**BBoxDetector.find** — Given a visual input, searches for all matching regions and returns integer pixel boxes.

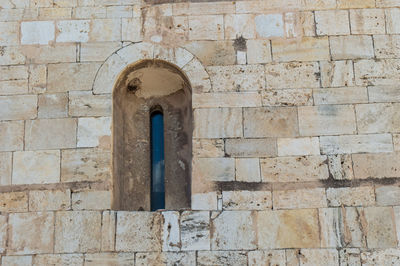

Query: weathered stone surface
[0,214,6,253]
[55,211,101,253]
[93,53,127,94]
[77,117,111,148]
[277,137,319,156]
[121,17,142,42]
[224,14,255,39]
[0,192,28,212]
[61,148,110,182]
[356,103,400,133]
[135,252,195,266]
[248,250,285,266]
[300,11,316,36]
[22,44,76,64]
[272,37,330,62]
[235,158,261,182]
[72,190,111,210]
[101,211,115,252]
[258,209,320,248]
[0,80,28,95]
[34,254,83,266]
[191,192,218,210]
[328,154,355,179]
[89,19,120,42]
[298,105,356,136]
[194,108,242,138]
[12,150,60,185]
[330,36,374,60]
[369,86,400,103]
[377,0,400,7]
[247,39,272,64]
[0,121,23,151]
[374,35,400,58]
[21,21,54,45]
[69,91,111,117]
[261,89,313,106]
[2,256,32,266]
[0,95,37,120]
[184,40,235,66]
[0,46,25,65]
[315,10,350,35]
[320,60,354,88]
[337,0,375,8]
[350,9,385,34]
[28,64,46,93]
[223,191,271,210]
[339,248,361,266]
[244,107,298,137]
[273,188,327,209]
[193,139,224,158]
[56,20,89,42]
[80,42,121,62]
[313,87,368,105]
[197,251,247,265]
[355,59,400,86]
[261,155,329,182]
[25,118,76,150]
[0,152,11,185]
[39,7,72,19]
[361,249,400,265]
[73,6,106,19]
[193,92,261,108]
[376,186,400,206]
[339,207,367,247]
[181,211,210,251]
[255,14,284,38]
[298,249,339,266]
[85,253,135,266]
[386,8,400,34]
[8,212,54,254]
[192,158,234,182]
[161,211,180,252]
[320,134,393,154]
[29,189,70,211]
[116,212,162,252]
[319,208,341,248]
[225,138,277,158]
[326,187,375,207]
[364,207,397,248]
[188,15,223,40]
[38,93,68,118]
[181,56,211,93]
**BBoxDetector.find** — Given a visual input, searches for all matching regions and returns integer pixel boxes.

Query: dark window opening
[151,110,165,211]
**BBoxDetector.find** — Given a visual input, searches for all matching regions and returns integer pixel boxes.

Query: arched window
[112,60,192,211]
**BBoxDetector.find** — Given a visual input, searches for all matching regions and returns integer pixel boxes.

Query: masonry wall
[1,0,400,265]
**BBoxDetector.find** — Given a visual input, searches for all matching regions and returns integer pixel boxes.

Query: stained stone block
[339,248,361,266]
[386,8,400,34]
[85,253,135,266]
[181,211,210,251]
[272,37,330,62]
[354,59,400,86]
[374,35,400,58]
[326,187,375,207]
[339,207,367,247]
[197,251,247,265]
[77,117,111,148]
[194,108,242,138]
[69,91,111,117]
[72,190,111,210]
[350,9,385,34]
[38,93,68,119]
[191,192,218,210]
[353,152,400,179]
[315,10,350,35]
[184,40,235,66]
[224,14,255,39]
[28,64,46,93]
[0,121,24,152]
[361,249,400,265]
[320,134,393,154]
[135,252,195,266]
[225,138,277,158]
[0,95,37,120]
[89,19,121,42]
[376,186,400,206]
[320,60,354,88]
[261,89,313,107]
[29,189,71,211]
[330,36,374,60]
[248,250,286,266]
[235,158,261,182]
[0,192,28,212]
[298,249,339,266]
[21,21,54,45]
[22,44,76,64]
[0,152,11,185]
[162,211,180,252]
[34,254,83,266]
[313,87,368,105]
[121,18,142,42]
[328,155,355,181]
[56,20,90,42]
[222,191,271,210]
[247,39,272,64]
[80,42,122,62]
[273,188,327,209]
[192,158,235,182]
[255,14,284,38]
[0,46,25,65]
[2,256,32,266]
[188,15,223,40]
[364,207,397,248]
[193,139,224,158]
[277,137,319,156]
[356,103,400,134]
[101,211,116,252]
[319,208,341,248]
[0,215,6,253]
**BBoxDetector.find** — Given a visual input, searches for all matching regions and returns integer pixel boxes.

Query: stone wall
[1,0,400,265]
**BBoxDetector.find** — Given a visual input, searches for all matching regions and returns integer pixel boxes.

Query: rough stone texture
[235,158,261,182]
[0,192,28,212]
[376,186,400,206]
[350,9,385,34]
[277,137,319,156]
[0,121,24,152]
[0,152,11,185]
[34,254,83,266]
[361,249,400,265]
[272,37,329,62]
[320,134,393,154]
[298,249,339,266]
[261,89,313,106]
[330,36,374,60]
[328,154,354,180]
[38,93,68,119]
[193,158,234,182]
[181,211,210,251]
[364,207,397,248]
[0,95,37,120]
[313,87,368,105]
[193,139,224,158]
[225,138,277,158]
[320,60,354,88]
[247,39,272,64]
[315,10,350,35]
[197,251,247,266]
[77,117,111,148]
[69,91,111,117]
[356,103,400,134]
[29,189,71,211]
[194,108,242,138]
[326,187,375,207]
[319,208,341,248]
[101,211,116,252]
[248,250,286,266]
[355,59,400,86]
[222,191,272,210]
[72,190,112,210]
[135,252,195,266]
[273,188,327,209]
[353,152,400,179]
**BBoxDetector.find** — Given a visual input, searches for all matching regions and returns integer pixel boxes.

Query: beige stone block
[153,46,194,69]
[244,107,299,137]
[272,37,330,62]
[29,189,70,211]
[0,95,37,120]
[48,62,101,92]
[261,155,329,182]
[394,207,400,245]
[301,0,336,10]
[374,35,400,58]
[188,15,223,40]
[25,118,76,150]
[299,11,316,37]
[265,62,320,89]
[101,211,116,252]
[28,64,46,93]
[225,138,277,157]
[116,212,162,252]
[376,186,400,205]
[198,251,247,265]
[246,39,272,64]
[181,211,210,250]
[184,40,235,66]
[22,44,76,64]
[222,191,271,210]
[273,188,327,209]
[0,8,37,22]
[207,65,264,92]
[261,89,313,106]
[193,157,234,182]
[321,134,393,154]
[12,150,60,185]
[258,209,319,248]
[353,152,400,179]
[193,139,224,158]
[277,137,319,156]
[173,1,234,15]
[39,7,71,19]
[56,20,90,42]
[330,35,374,60]
[211,211,256,250]
[327,187,375,207]
[54,0,77,7]
[328,154,354,180]
[89,19,120,42]
[298,105,356,136]
[85,253,135,266]
[8,212,54,254]
[72,190,111,210]
[33,254,83,266]
[315,10,349,35]
[106,5,132,17]
[356,103,400,133]
[20,21,54,45]
[80,42,121,62]
[248,250,285,266]
[0,22,19,45]
[367,86,400,102]
[77,117,111,148]
[350,9,385,34]
[121,17,142,42]
[73,6,106,19]
[55,211,101,253]
[2,256,32,266]
[236,0,301,12]
[0,0,29,8]
[355,59,400,86]
[319,208,341,248]
[0,192,28,212]
[386,8,400,33]
[364,207,397,248]
[0,121,23,152]
[337,0,375,8]
[135,252,195,266]
[298,249,339,266]
[395,134,400,151]
[38,93,68,118]
[0,65,28,81]
[224,14,255,39]
[377,0,400,6]
[361,249,400,265]
[0,152,11,185]
[161,211,180,252]
[320,60,354,88]
[61,148,110,182]
[69,91,111,117]
[193,92,261,108]
[194,108,242,138]
[314,87,368,105]
[192,192,218,210]
[30,0,53,7]
[254,13,284,38]
[235,158,261,182]
[0,214,6,253]
[0,80,28,96]
[93,53,127,94]
[0,46,25,65]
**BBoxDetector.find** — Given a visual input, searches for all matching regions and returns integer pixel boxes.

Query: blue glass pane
[151,111,165,211]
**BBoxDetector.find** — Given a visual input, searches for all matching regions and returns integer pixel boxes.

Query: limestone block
[340,207,367,247]
[247,39,272,64]
[33,254,83,266]
[193,92,261,108]
[321,134,393,154]
[184,40,235,66]
[28,64,46,93]
[320,60,354,88]
[364,207,397,248]
[20,21,54,45]
[73,7,106,19]
[0,46,25,65]
[300,11,316,36]
[191,192,217,210]
[394,207,400,245]
[54,0,78,7]
[374,35,400,58]
[261,89,313,106]
[77,117,111,148]
[135,252,195,266]
[386,8,400,33]
[313,87,368,105]
[0,95,37,120]
[61,148,110,182]
[236,0,301,12]
[173,1,235,15]
[223,191,271,210]
[273,188,327,209]
[330,35,374,60]
[319,208,341,248]
[89,19,121,42]
[284,12,297,38]
[161,211,180,252]
[261,155,329,182]
[0,192,28,212]
[121,17,142,42]
[235,158,261,182]
[84,253,134,266]
[188,15,223,40]
[0,22,19,45]
[69,91,111,117]
[0,0,29,8]
[350,9,385,34]
[272,37,330,62]
[8,212,54,254]
[197,251,247,265]
[12,150,60,185]
[0,80,27,95]
[244,107,298,137]
[327,187,375,207]
[353,152,400,178]
[80,42,122,62]
[38,93,68,118]
[29,189,71,211]
[298,105,356,136]
[194,108,242,138]
[153,46,194,68]
[395,134,400,151]
[2,256,32,266]
[39,7,72,19]
[376,186,400,205]
[22,44,76,64]
[355,59,400,86]
[192,158,234,182]
[0,214,6,253]
[181,211,210,250]
[225,138,277,157]
[207,65,264,92]
[315,10,350,35]
[265,62,320,89]
[0,121,23,151]
[337,0,375,8]
[258,209,319,248]
[255,14,284,38]
[0,65,28,81]
[356,103,400,133]
[101,211,115,252]
[72,190,111,210]
[106,5,133,17]
[31,0,53,7]
[56,20,90,42]
[377,0,400,6]
[0,152,11,185]
[248,250,285,266]
[48,62,101,92]
[298,249,339,266]
[224,14,255,39]
[25,118,76,150]
[361,249,400,265]
[193,139,224,158]
[93,53,127,94]
[116,212,162,252]
[277,137,319,156]
[327,154,354,180]
[55,211,101,253]
[339,248,361,266]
